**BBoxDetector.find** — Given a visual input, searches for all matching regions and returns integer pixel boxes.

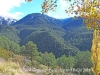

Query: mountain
[0,16,17,25]
[0,13,94,57]
[62,17,93,51]
[13,13,63,26]
[0,25,20,43]
[19,29,79,57]
[12,13,80,57]
[62,17,83,31]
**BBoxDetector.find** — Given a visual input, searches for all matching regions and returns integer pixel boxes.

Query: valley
[0,13,93,75]
[0,13,93,56]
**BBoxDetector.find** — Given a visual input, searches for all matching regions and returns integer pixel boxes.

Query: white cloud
[46,12,54,18]
[47,12,67,19]
[47,11,75,19]
[59,0,68,10]
[47,12,59,18]
[53,15,59,18]
[0,0,25,19]
[0,12,24,20]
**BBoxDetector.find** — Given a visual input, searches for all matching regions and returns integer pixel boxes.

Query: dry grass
[0,59,34,75]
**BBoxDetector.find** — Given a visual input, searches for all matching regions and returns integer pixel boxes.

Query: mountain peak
[0,16,17,25]
[13,13,63,26]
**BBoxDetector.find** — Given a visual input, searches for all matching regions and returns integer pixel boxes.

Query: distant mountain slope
[62,17,93,51]
[0,25,20,43]
[12,13,80,57]
[13,13,63,26]
[62,17,83,31]
[0,16,17,25]
[20,29,79,57]
[65,27,93,51]
[0,13,94,57]
[11,13,94,56]
[16,23,79,57]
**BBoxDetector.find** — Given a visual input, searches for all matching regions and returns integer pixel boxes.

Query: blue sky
[0,0,75,20]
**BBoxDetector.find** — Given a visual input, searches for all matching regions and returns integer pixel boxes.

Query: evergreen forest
[0,13,94,75]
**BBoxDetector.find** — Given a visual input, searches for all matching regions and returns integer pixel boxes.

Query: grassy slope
[0,58,33,75]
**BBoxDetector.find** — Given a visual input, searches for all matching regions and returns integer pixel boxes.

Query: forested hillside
[0,13,94,75]
[0,13,93,57]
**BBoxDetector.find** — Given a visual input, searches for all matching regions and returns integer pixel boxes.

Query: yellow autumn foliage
[91,29,100,75]
[64,0,100,75]
[64,0,100,30]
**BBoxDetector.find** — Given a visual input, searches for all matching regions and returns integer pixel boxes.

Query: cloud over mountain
[0,0,25,19]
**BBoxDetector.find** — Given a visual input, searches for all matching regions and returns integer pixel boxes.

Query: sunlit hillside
[0,60,33,75]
